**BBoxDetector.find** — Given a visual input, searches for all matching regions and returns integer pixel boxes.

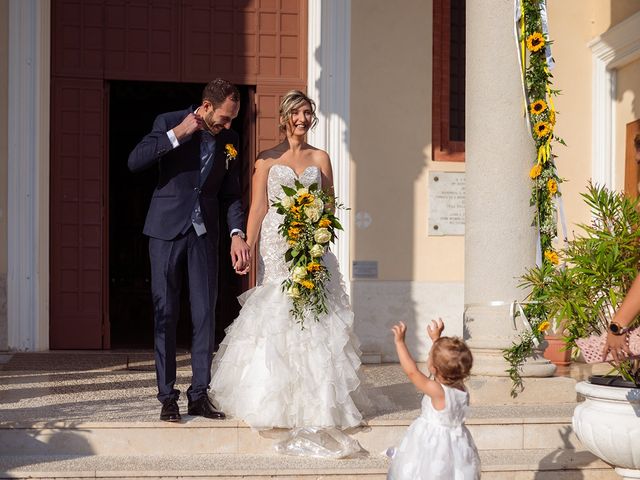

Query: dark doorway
[108,80,253,349]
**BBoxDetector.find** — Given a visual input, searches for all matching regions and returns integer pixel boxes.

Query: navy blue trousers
[148,227,218,404]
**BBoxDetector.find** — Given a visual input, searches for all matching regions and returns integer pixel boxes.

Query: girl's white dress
[209,164,364,431]
[387,384,481,480]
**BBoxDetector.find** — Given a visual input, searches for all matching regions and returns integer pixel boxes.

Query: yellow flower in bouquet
[547,178,558,196]
[271,179,347,328]
[306,262,323,273]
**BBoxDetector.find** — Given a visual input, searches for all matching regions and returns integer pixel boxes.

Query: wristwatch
[231,231,246,240]
[609,321,631,336]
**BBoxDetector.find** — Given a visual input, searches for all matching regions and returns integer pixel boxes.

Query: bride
[209,90,366,437]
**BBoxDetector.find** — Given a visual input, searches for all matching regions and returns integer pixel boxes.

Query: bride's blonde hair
[279,90,318,132]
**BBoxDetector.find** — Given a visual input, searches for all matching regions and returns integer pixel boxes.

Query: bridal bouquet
[272,181,344,328]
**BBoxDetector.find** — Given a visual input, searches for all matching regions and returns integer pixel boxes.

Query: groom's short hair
[203,78,240,108]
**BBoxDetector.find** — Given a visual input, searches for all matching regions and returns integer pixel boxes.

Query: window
[432,0,466,162]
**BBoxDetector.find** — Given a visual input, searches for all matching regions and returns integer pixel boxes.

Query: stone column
[7,0,50,351]
[464,0,555,377]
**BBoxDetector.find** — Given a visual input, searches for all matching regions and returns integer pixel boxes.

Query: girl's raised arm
[392,322,445,409]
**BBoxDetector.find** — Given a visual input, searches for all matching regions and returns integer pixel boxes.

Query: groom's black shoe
[160,398,181,422]
[188,396,226,419]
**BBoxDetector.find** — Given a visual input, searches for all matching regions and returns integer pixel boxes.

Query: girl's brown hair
[430,337,473,388]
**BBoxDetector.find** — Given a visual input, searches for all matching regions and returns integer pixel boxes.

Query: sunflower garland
[503,0,567,396]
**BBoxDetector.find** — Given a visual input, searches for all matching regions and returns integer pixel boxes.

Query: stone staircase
[0,352,617,479]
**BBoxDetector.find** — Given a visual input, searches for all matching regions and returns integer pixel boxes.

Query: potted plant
[505,183,640,477]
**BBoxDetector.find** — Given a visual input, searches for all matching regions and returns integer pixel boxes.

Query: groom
[128,78,250,422]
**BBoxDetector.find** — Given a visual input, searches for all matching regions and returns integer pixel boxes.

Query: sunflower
[526,32,545,52]
[544,249,559,265]
[306,262,323,273]
[287,226,301,239]
[297,193,315,206]
[224,143,238,158]
[537,320,551,333]
[534,121,551,138]
[529,100,547,115]
[301,279,315,290]
[547,179,558,196]
[318,218,332,228]
[529,164,542,179]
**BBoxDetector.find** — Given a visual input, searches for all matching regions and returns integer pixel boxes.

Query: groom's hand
[230,236,250,275]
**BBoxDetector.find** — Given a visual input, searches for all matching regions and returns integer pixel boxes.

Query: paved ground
[0,351,607,425]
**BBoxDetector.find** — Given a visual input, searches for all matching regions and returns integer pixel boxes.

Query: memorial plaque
[428,172,465,236]
[352,261,378,279]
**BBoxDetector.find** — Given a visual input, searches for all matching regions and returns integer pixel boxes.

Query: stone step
[0,449,615,479]
[0,404,580,457]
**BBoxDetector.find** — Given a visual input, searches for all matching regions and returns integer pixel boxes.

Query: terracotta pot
[543,334,571,366]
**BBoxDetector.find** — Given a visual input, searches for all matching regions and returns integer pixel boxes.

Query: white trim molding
[307,0,352,287]
[589,11,640,188]
[7,0,50,350]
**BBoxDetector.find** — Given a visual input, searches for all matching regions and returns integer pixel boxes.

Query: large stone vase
[573,381,640,479]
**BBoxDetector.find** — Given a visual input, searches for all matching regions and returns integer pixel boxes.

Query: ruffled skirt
[210,256,365,430]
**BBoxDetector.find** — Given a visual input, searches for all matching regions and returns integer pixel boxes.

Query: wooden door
[50,78,106,349]
[50,0,307,349]
[624,119,640,198]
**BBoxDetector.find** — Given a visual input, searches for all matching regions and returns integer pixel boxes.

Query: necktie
[191,134,216,235]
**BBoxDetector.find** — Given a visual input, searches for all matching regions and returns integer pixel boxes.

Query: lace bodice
[257,164,322,285]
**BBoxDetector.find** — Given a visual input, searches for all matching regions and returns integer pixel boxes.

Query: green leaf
[282,185,297,196]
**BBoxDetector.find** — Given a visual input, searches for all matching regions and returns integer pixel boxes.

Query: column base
[467,374,577,405]
[470,347,557,377]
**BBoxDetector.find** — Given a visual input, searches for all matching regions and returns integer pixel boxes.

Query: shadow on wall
[343,0,438,362]
[609,0,640,28]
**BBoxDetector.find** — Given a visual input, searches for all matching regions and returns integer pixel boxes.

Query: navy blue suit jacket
[128,107,245,243]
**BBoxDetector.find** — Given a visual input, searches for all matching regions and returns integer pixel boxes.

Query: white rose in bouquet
[310,244,325,258]
[292,265,308,283]
[314,228,331,244]
[287,285,301,298]
[281,196,294,209]
[313,198,324,210]
[296,187,309,196]
[304,205,322,222]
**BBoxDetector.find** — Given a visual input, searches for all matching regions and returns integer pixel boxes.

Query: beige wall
[548,1,640,237]
[547,1,607,233]
[350,0,463,283]
[0,0,8,351]
[350,0,464,361]
[610,0,640,27]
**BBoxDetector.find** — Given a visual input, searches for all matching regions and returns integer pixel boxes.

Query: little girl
[387,319,480,480]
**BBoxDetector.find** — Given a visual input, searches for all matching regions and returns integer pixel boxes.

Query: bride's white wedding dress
[210,164,365,433]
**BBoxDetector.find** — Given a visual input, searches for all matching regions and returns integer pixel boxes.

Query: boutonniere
[225,144,238,170]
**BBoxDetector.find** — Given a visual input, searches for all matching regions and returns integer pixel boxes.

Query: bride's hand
[234,261,251,275]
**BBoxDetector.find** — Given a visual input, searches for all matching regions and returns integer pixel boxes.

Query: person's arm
[316,150,336,213]
[218,139,250,272]
[128,111,203,173]
[391,321,445,408]
[235,158,270,274]
[602,273,640,361]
